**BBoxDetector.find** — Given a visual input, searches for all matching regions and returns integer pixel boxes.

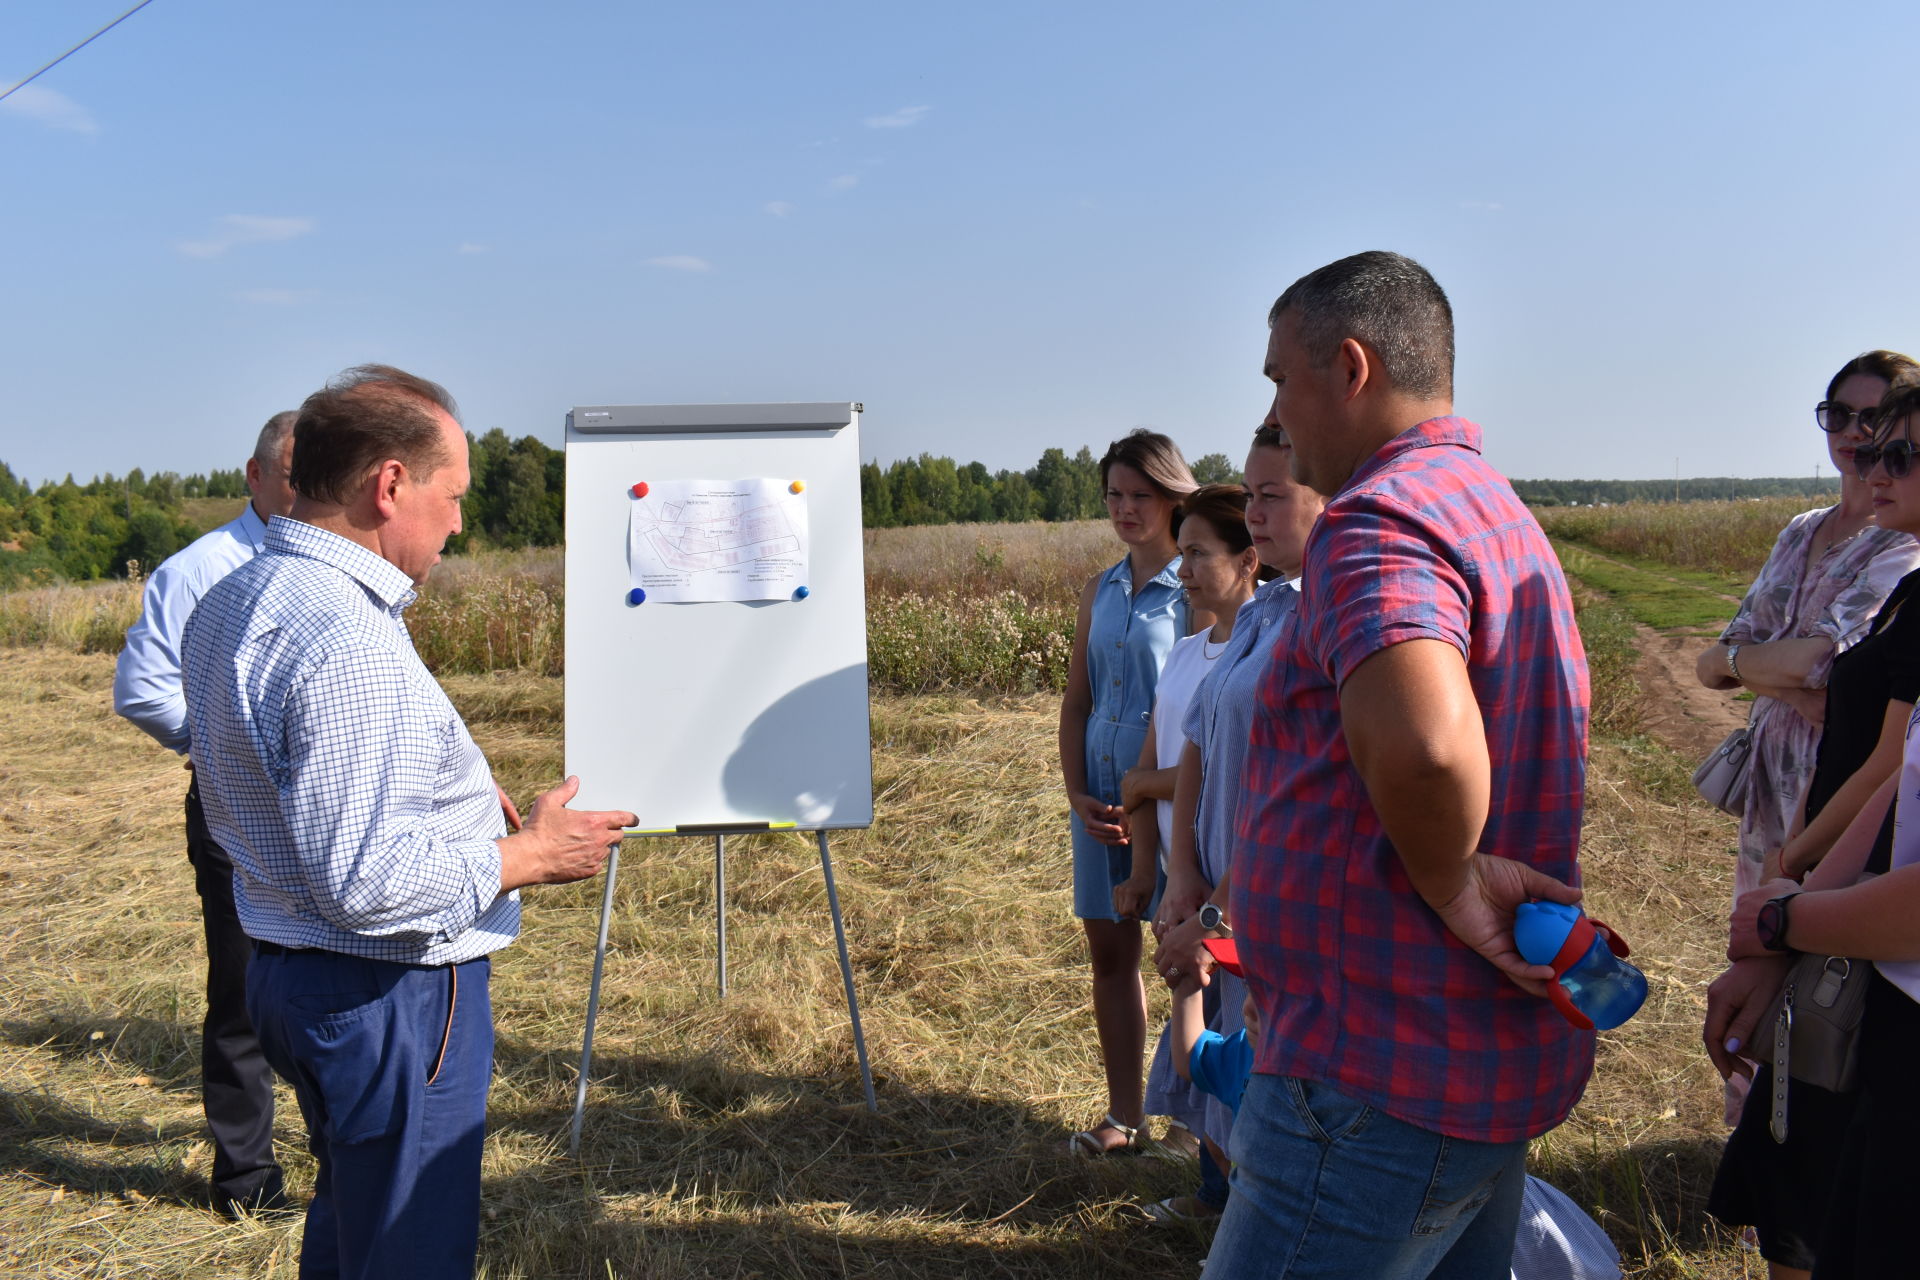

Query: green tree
[1028,448,1077,521]
[1069,446,1104,519]
[1192,452,1241,485]
[860,461,894,527]
[992,470,1036,522]
[499,446,561,547]
[116,508,181,576]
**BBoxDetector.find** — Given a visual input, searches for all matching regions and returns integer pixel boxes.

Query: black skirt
[1706,1062,1862,1270]
[1812,971,1920,1279]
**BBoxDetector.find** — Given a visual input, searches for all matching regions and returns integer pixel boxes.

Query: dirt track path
[1553,539,1748,758]
[1631,625,1748,761]
[1568,542,1745,607]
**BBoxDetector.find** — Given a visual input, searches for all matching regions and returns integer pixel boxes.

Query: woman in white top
[1113,485,1264,1160]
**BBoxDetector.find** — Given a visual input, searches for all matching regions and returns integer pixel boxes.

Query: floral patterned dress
[1721,507,1920,896]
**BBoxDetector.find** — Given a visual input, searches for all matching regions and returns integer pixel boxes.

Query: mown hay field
[0,515,1761,1278]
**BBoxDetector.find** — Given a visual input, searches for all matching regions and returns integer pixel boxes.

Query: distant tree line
[0,436,1851,587]
[0,430,565,584]
[1511,476,1842,506]
[860,448,1242,527]
[861,458,1841,526]
[0,461,212,585]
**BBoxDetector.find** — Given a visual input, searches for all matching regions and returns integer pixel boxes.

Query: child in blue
[1168,967,1255,1177]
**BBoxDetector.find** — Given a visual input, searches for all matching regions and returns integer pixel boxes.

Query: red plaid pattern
[1230,417,1593,1143]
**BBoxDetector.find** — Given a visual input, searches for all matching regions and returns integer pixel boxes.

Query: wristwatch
[1757,892,1800,953]
[1197,903,1231,936]
[1725,643,1743,683]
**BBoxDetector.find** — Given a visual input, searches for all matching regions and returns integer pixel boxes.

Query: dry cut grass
[0,645,1757,1279]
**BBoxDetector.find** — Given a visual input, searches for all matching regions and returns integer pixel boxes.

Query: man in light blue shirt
[113,411,298,1217]
[181,365,634,1278]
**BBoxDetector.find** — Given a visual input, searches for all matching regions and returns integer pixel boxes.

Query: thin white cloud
[0,84,98,134]
[457,242,488,254]
[177,214,316,259]
[864,105,929,129]
[828,174,860,191]
[764,201,793,218]
[646,254,711,272]
[234,288,315,305]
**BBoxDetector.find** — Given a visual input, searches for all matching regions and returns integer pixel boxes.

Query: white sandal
[1067,1112,1140,1157]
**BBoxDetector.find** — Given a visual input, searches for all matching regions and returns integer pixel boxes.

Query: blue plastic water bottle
[1513,901,1648,1031]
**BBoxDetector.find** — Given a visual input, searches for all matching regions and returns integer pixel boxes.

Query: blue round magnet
[627,587,646,605]
[793,585,810,600]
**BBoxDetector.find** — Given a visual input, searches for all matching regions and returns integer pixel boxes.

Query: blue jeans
[247,946,494,1280]
[1208,1074,1528,1280]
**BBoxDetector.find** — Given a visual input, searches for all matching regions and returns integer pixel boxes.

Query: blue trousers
[247,946,494,1280]
[1207,1074,1528,1280]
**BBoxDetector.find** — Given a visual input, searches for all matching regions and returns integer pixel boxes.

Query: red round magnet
[630,481,649,498]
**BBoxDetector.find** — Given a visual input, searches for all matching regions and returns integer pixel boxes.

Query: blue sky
[4,0,1916,486]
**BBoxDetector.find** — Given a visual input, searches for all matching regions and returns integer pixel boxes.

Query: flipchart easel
[559,403,877,1153]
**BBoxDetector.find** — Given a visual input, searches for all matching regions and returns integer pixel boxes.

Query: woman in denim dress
[1061,429,1199,1155]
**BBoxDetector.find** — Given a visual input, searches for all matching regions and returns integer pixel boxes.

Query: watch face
[1759,898,1788,951]
[1199,904,1221,930]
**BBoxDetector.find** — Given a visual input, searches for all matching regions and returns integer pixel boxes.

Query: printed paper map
[626,478,809,602]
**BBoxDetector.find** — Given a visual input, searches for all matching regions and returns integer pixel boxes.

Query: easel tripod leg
[715,833,728,997]
[569,844,622,1156]
[816,830,877,1111]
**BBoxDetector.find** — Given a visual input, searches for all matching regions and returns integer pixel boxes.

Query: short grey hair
[254,410,299,464]
[1268,251,1454,400]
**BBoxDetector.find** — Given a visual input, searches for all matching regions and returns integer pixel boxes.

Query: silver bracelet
[1726,643,1743,682]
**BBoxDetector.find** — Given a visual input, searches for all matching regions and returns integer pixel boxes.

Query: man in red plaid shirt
[1158,251,1592,1278]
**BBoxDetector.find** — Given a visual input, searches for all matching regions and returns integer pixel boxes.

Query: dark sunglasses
[1852,437,1920,480]
[1817,401,1878,434]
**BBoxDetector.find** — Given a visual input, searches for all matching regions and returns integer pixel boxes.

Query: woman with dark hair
[1696,351,1920,909]
[1708,373,1920,1280]
[1117,485,1263,1162]
[1137,427,1323,1218]
[1062,428,1200,1155]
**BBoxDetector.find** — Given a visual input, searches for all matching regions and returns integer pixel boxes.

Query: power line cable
[0,0,158,106]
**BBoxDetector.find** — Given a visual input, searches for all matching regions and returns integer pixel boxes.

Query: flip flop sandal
[1067,1112,1140,1157]
[1143,1194,1224,1224]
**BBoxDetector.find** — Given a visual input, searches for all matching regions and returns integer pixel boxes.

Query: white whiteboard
[563,403,873,830]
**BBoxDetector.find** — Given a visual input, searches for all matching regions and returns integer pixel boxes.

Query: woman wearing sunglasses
[1709,377,1920,1280]
[1695,352,1920,908]
[1701,359,1920,1280]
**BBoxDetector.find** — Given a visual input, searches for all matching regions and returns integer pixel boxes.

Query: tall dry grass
[0,573,145,654]
[1535,498,1817,580]
[863,521,1118,601]
[0,524,1131,696]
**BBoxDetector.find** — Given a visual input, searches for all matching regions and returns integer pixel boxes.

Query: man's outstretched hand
[1426,853,1581,997]
[497,776,635,891]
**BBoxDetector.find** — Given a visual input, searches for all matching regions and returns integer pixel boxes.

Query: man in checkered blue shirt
[182,365,635,1279]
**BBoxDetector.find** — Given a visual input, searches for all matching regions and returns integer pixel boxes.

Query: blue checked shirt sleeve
[114,559,200,752]
[280,643,505,945]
